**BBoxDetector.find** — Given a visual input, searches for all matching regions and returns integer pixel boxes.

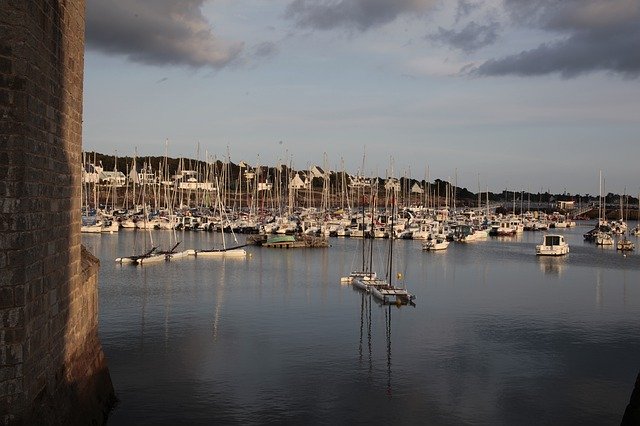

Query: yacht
[536,234,570,256]
[422,237,449,251]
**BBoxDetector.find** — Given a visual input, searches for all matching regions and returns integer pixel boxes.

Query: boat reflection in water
[358,291,395,398]
[538,256,567,276]
[90,226,640,425]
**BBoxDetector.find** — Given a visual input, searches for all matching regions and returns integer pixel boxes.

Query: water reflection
[212,260,226,341]
[596,269,603,308]
[385,304,392,398]
[93,227,640,424]
[537,257,567,276]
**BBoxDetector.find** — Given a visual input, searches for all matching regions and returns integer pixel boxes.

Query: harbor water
[83,225,640,425]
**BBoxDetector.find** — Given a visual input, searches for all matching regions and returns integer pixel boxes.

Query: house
[82,163,102,184]
[178,179,215,191]
[172,170,198,181]
[258,181,273,192]
[129,165,156,185]
[557,200,575,210]
[99,170,126,187]
[384,177,400,192]
[348,175,371,188]
[289,172,309,190]
[309,165,329,179]
[411,182,424,194]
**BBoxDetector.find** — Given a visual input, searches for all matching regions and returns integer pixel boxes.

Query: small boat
[137,252,170,265]
[187,245,247,257]
[352,277,387,293]
[370,284,415,305]
[536,234,569,256]
[115,247,158,264]
[422,237,449,251]
[340,271,377,285]
[456,225,487,243]
[157,242,189,261]
[595,231,614,246]
[354,194,415,306]
[617,237,635,251]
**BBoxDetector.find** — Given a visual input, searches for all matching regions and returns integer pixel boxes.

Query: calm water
[83,224,640,425]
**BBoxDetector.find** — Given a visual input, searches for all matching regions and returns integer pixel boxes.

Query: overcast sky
[82,0,640,194]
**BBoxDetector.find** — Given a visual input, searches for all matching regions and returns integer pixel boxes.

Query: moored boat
[617,237,635,251]
[536,234,569,256]
[422,237,449,251]
[187,246,247,257]
[595,231,614,246]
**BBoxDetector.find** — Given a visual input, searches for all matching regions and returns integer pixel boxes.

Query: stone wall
[0,0,114,423]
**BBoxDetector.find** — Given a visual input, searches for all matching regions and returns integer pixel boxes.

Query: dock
[256,234,330,248]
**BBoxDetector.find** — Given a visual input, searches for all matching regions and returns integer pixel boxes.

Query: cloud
[430,21,500,53]
[455,0,482,23]
[474,24,640,78]
[85,0,243,69]
[503,0,639,32]
[284,0,438,31]
[473,0,640,78]
[252,41,279,59]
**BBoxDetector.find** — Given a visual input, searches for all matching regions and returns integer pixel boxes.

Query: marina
[85,224,640,424]
[4,1,640,423]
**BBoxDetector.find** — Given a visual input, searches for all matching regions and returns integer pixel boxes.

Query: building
[557,200,575,210]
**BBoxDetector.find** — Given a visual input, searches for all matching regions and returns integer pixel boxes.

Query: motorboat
[536,234,569,256]
[422,237,449,251]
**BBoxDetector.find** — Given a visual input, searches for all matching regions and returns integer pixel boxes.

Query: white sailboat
[355,195,415,305]
[342,191,377,284]
[188,175,247,258]
[595,171,613,246]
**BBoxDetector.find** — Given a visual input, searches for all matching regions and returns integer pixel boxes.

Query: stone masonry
[0,0,114,424]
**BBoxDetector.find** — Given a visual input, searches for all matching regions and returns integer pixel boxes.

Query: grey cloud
[503,0,639,32]
[284,0,438,31]
[430,21,500,53]
[473,0,640,78]
[474,22,640,78]
[455,0,481,23]
[86,0,243,69]
[252,42,279,59]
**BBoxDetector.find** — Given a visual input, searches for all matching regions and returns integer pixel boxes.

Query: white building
[82,163,103,184]
[99,170,126,187]
[289,172,310,190]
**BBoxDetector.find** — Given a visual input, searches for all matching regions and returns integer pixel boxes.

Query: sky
[82,0,640,195]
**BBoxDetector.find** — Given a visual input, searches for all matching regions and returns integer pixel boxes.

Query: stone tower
[0,0,114,424]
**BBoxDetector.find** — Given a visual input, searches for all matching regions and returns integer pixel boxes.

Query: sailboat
[341,193,377,284]
[595,171,614,246]
[353,194,415,305]
[188,175,247,258]
[617,194,635,251]
[116,164,172,264]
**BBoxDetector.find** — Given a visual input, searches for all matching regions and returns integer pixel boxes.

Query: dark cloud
[475,23,640,78]
[430,21,500,53]
[473,0,640,78]
[284,0,438,31]
[503,0,639,32]
[85,0,243,69]
[455,0,481,23]
[252,42,279,59]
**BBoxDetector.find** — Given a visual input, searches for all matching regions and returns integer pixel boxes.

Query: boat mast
[388,193,395,286]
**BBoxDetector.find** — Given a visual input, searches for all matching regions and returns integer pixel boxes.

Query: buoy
[396,272,403,280]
